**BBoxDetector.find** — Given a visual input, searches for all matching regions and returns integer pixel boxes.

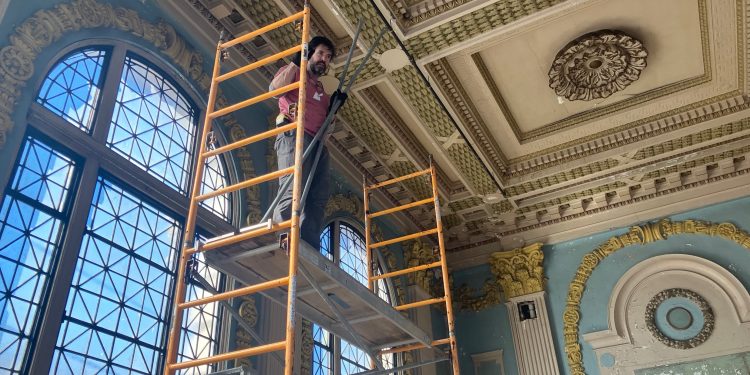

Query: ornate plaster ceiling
[177,0,750,266]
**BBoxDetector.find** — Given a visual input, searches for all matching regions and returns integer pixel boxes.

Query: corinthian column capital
[490,243,545,299]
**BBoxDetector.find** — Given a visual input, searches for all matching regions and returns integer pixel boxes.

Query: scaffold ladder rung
[185,219,291,255]
[195,166,293,202]
[217,45,302,82]
[219,11,304,49]
[209,81,300,119]
[365,168,431,191]
[369,261,441,281]
[394,297,445,311]
[367,197,433,219]
[379,338,451,355]
[204,122,296,158]
[368,228,438,249]
[179,276,289,310]
[168,341,286,371]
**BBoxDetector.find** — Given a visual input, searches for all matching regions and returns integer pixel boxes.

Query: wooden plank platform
[203,237,433,351]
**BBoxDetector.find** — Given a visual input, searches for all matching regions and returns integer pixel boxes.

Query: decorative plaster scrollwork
[644,288,715,349]
[403,240,440,296]
[490,243,545,299]
[563,219,750,375]
[324,192,363,218]
[453,277,502,312]
[234,296,259,368]
[549,30,647,101]
[300,320,313,374]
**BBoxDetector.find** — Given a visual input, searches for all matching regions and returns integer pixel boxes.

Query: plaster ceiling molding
[506,95,748,179]
[358,85,454,194]
[548,30,648,102]
[583,254,750,374]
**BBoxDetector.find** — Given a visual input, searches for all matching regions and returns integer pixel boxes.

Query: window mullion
[333,221,341,266]
[334,335,342,375]
[90,45,126,143]
[26,158,100,375]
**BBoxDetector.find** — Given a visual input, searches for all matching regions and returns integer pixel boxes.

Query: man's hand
[328,90,348,114]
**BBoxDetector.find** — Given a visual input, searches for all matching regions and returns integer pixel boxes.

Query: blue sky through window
[312,223,394,374]
[0,137,77,375]
[51,177,180,374]
[37,49,106,132]
[107,55,196,194]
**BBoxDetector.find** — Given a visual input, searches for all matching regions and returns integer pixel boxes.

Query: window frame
[313,218,400,375]
[0,39,239,375]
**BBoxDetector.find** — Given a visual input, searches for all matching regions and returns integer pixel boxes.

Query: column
[490,243,560,375]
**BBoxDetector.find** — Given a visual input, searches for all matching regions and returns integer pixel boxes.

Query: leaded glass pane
[340,339,369,375]
[0,137,77,375]
[51,177,181,374]
[338,224,368,285]
[312,324,332,375]
[177,242,222,375]
[107,55,196,193]
[200,149,230,221]
[37,49,106,131]
[319,225,333,261]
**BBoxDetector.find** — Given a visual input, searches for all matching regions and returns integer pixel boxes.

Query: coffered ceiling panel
[176,0,750,265]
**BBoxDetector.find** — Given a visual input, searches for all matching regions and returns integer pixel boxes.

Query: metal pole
[283,4,310,373]
[430,158,461,374]
[343,26,388,93]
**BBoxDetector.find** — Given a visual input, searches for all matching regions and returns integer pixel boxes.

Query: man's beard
[311,62,326,76]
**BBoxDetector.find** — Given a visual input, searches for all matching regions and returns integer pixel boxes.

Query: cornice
[508,93,749,175]
[500,162,750,237]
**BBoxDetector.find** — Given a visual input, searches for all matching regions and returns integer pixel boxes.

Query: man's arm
[269,62,299,91]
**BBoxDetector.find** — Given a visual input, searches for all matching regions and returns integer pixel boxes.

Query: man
[270,36,335,251]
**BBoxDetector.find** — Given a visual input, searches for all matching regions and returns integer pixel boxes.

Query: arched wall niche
[583,254,750,374]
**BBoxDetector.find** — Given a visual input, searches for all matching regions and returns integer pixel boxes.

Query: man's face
[309,44,333,77]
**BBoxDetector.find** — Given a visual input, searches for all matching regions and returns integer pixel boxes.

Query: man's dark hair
[292,36,335,65]
[308,36,335,59]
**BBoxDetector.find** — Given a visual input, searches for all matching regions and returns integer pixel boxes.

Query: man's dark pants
[272,131,329,250]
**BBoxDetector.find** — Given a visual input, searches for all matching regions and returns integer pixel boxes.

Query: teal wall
[453,194,750,375]
[450,265,517,375]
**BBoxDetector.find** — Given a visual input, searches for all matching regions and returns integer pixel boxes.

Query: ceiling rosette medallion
[548,30,648,101]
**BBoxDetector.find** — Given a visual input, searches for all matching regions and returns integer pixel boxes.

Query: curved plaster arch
[562,219,750,375]
[584,254,750,361]
[608,254,749,343]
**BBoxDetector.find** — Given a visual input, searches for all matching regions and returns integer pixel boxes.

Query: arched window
[0,44,233,375]
[312,221,396,374]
